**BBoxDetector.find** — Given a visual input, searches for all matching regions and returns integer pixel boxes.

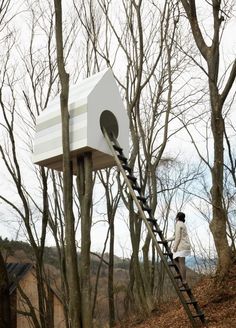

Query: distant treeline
[0,236,130,272]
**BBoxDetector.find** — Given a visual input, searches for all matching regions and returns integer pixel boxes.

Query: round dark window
[100,110,119,139]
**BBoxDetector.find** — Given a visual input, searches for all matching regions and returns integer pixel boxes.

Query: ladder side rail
[103,130,197,328]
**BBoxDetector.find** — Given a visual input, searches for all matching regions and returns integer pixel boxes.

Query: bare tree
[96,168,122,327]
[180,0,236,278]
[53,1,82,327]
[0,34,54,328]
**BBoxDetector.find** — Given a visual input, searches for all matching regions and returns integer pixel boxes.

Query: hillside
[3,237,231,327]
[116,261,236,328]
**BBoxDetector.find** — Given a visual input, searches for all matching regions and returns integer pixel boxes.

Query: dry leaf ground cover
[116,261,236,328]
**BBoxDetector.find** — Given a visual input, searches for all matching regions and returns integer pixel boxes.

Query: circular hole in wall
[100,110,119,139]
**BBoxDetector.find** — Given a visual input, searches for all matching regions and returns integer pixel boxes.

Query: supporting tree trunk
[54,1,81,326]
[77,153,93,328]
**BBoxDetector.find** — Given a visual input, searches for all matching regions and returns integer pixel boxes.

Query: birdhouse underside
[36,147,116,173]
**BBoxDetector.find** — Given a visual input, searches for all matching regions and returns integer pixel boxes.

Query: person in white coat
[168,212,191,285]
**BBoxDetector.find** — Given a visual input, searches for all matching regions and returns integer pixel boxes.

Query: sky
[0,0,235,260]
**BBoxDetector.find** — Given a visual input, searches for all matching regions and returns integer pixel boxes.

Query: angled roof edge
[6,263,33,295]
[6,262,64,302]
[38,68,110,119]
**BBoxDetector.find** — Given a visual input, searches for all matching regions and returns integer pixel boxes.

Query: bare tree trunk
[108,209,115,327]
[50,171,70,328]
[180,0,236,278]
[54,1,81,326]
[142,235,151,294]
[209,95,231,276]
[207,29,232,278]
[92,229,109,318]
[129,209,151,315]
[77,153,93,328]
[97,169,120,326]
[0,252,11,328]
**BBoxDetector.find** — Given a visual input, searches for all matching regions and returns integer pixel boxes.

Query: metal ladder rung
[132,185,141,193]
[186,300,197,305]
[127,174,137,183]
[147,217,157,223]
[137,195,147,203]
[122,164,132,173]
[152,228,162,234]
[142,205,152,213]
[158,240,168,244]
[148,215,159,225]
[113,144,123,153]
[174,275,182,279]
[168,262,178,268]
[117,154,127,163]
[192,313,204,318]
[180,286,191,292]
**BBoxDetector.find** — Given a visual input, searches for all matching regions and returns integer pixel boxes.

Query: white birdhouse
[33,68,129,172]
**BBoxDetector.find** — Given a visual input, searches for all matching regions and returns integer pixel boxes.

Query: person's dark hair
[176,212,185,222]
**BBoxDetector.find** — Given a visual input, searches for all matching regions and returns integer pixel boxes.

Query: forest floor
[116,261,236,328]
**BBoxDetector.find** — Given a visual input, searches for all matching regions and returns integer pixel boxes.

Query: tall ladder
[103,129,205,328]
